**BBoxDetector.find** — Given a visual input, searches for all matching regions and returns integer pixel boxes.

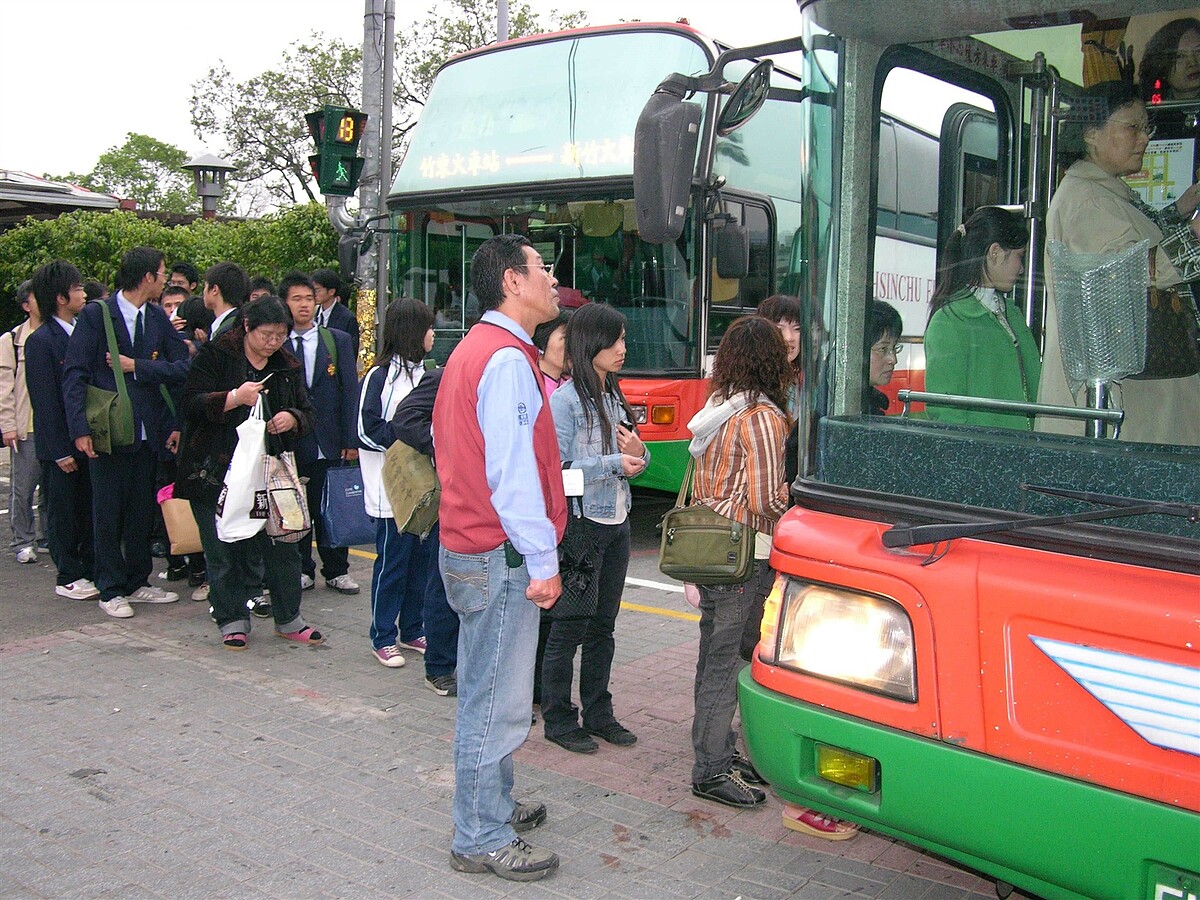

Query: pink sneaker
[373,645,406,668]
[399,636,427,654]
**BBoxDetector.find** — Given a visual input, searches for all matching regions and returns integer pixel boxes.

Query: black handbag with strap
[1130,253,1200,380]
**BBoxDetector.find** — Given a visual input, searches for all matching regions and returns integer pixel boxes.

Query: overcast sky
[1,0,802,180]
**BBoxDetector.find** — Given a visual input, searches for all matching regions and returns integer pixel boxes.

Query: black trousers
[540,518,631,738]
[299,458,349,579]
[41,458,94,586]
[90,444,155,601]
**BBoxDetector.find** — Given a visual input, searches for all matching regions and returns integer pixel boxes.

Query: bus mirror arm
[881,488,1198,550]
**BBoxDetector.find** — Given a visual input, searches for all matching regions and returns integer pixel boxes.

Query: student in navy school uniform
[24,261,98,603]
[62,247,191,619]
[280,272,361,595]
[310,268,360,358]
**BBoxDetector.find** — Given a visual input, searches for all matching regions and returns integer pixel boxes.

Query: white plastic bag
[216,395,269,541]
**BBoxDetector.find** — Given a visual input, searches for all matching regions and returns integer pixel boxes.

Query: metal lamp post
[182,153,237,219]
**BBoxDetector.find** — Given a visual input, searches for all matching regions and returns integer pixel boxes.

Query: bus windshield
[795,4,1200,552]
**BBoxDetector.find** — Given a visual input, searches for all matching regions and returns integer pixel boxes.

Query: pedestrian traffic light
[305,105,368,197]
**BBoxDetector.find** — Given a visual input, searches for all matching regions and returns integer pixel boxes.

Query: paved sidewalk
[1,454,1007,898]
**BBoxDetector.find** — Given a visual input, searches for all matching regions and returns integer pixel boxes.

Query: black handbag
[1130,254,1200,380]
[551,496,600,619]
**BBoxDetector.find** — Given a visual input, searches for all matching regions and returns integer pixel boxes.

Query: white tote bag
[216,395,269,541]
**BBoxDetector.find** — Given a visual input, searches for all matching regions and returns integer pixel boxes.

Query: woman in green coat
[925,207,1041,430]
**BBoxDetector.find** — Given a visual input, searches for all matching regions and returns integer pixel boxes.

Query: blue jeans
[441,543,538,855]
[369,517,429,649]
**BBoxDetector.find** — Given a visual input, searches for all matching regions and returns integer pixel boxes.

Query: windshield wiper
[881,483,1199,549]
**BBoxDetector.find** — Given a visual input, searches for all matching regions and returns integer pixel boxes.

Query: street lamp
[182,153,237,219]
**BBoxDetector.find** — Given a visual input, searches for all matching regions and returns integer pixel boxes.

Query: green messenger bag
[84,302,134,454]
[658,458,755,586]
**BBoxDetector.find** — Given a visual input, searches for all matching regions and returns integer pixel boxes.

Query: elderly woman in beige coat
[1039,81,1200,446]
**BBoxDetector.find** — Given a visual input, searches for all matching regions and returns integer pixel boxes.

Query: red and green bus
[385,22,811,492]
[635,1,1200,897]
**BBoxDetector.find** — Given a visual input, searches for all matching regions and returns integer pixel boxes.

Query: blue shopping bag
[320,464,376,547]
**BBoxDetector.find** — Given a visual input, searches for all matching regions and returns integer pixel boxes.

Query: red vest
[433,320,567,555]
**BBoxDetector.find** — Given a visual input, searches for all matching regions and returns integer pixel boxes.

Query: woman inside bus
[685,316,790,809]
[865,300,903,416]
[1139,18,1200,102]
[1039,80,1200,445]
[924,207,1042,430]
[541,303,648,754]
[175,295,320,650]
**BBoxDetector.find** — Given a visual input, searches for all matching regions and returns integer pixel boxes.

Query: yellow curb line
[347,547,700,622]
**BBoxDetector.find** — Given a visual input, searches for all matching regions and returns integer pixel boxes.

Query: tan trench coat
[1038,159,1200,446]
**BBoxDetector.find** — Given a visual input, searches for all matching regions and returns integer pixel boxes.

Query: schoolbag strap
[93,300,131,405]
[318,326,337,369]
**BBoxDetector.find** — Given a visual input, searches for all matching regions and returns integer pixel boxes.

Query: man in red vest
[433,234,567,883]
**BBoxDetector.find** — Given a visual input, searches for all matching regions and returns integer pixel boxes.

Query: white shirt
[55,316,76,337]
[210,307,235,338]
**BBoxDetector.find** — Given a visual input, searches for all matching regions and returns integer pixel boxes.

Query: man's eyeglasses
[515,262,554,276]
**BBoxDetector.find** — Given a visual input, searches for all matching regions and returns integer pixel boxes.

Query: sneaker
[585,721,637,746]
[164,564,188,582]
[732,752,768,785]
[56,580,100,600]
[247,595,272,618]
[425,673,457,696]
[128,585,179,604]
[449,838,559,882]
[191,582,210,602]
[399,636,427,654]
[508,800,546,834]
[325,574,360,595]
[16,546,37,564]
[372,645,406,668]
[188,570,207,587]
[36,539,49,553]
[300,573,315,591]
[545,728,598,754]
[150,541,169,559]
[781,804,860,841]
[98,597,134,619]
[691,770,766,809]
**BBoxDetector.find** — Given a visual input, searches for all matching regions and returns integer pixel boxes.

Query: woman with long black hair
[924,206,1042,430]
[541,303,648,754]
[358,297,437,668]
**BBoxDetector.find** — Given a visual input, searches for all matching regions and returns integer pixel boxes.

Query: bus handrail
[897,389,1124,425]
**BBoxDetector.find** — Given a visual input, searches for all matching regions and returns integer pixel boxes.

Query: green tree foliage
[48,133,199,215]
[0,205,338,331]
[188,0,585,209]
[190,36,362,211]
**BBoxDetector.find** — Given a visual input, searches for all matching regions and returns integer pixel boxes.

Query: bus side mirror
[717,59,773,136]
[634,90,701,244]
[714,221,749,279]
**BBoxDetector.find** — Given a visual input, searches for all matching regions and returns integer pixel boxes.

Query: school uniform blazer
[293,326,358,466]
[24,318,77,463]
[62,298,190,452]
[324,302,360,357]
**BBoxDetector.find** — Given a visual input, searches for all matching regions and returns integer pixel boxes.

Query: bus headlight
[629,404,648,424]
[771,581,916,702]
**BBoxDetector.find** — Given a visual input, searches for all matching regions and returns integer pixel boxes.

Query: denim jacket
[550,383,650,520]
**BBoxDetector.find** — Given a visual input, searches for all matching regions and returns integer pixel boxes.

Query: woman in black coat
[175,296,320,650]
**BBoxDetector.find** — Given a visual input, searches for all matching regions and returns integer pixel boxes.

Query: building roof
[0,168,120,228]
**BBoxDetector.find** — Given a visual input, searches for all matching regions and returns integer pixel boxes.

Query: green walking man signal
[305,105,368,197]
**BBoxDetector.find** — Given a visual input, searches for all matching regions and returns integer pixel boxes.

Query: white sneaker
[99,597,134,618]
[128,585,179,604]
[16,546,37,564]
[191,582,210,602]
[56,580,100,600]
[325,574,360,594]
[300,574,315,590]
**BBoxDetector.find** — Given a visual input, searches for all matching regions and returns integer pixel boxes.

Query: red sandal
[781,804,860,841]
[277,626,324,645]
[222,632,248,651]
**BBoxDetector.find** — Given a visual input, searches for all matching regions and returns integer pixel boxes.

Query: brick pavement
[1,452,1009,898]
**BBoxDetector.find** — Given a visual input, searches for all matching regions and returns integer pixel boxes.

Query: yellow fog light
[650,404,675,425]
[815,743,878,793]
